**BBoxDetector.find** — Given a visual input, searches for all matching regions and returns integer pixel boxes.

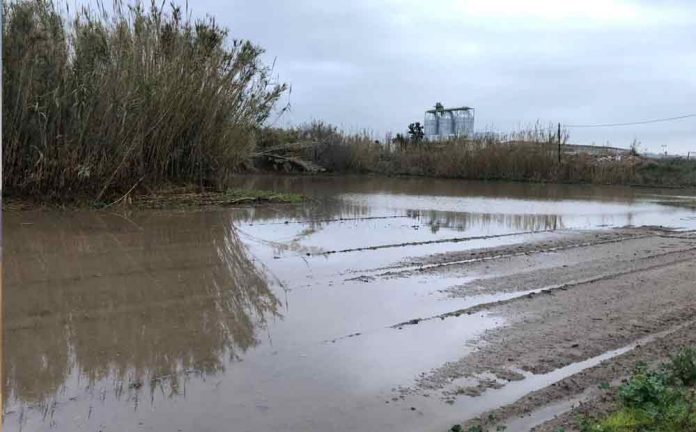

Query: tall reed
[2,0,286,199]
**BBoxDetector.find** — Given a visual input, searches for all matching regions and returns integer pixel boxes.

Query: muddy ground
[376,228,696,431]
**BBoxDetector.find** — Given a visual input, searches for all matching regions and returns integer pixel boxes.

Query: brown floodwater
[3,176,696,432]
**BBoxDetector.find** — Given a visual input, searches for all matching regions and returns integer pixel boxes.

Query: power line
[565,113,696,128]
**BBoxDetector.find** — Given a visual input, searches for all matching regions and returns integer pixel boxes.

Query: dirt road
[367,228,696,430]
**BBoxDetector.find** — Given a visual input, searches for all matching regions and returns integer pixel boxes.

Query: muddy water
[4,177,696,432]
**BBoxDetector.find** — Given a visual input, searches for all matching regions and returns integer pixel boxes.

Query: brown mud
[395,231,696,430]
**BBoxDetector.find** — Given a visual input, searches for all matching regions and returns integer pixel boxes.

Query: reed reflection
[3,210,280,407]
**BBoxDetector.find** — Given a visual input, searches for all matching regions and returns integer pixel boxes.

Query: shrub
[668,347,696,387]
[583,347,696,432]
[618,365,673,409]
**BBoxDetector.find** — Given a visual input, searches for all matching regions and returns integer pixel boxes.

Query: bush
[618,365,673,409]
[583,347,696,432]
[668,347,696,387]
[2,0,286,200]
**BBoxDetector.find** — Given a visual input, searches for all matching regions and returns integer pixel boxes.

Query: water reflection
[407,210,563,233]
[228,176,680,240]
[3,211,280,407]
[230,196,372,224]
[228,174,678,203]
[3,197,566,413]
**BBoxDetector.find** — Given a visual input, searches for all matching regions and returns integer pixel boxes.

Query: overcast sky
[188,1,694,153]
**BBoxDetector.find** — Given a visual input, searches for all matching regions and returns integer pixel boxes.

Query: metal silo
[453,108,475,137]
[424,111,438,138]
[442,112,455,137]
[424,105,475,140]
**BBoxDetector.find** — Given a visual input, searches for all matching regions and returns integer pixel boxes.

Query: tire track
[358,232,655,279]
[319,229,558,256]
[390,246,696,328]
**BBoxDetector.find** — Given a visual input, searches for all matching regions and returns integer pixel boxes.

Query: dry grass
[2,0,286,201]
[129,188,304,209]
[257,121,380,172]
[259,122,658,185]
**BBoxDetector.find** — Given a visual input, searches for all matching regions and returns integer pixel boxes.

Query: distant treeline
[257,121,696,188]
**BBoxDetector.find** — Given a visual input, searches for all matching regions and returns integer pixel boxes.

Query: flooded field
[4,176,696,432]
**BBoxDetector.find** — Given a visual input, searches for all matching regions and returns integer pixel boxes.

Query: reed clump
[3,0,286,200]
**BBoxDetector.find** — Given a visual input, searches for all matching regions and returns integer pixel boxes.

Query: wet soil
[406,234,696,388]
[405,231,696,430]
[461,320,696,431]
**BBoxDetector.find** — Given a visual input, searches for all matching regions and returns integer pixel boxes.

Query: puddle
[499,397,584,431]
[430,319,696,431]
[4,176,696,431]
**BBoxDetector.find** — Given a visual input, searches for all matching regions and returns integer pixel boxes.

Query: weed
[668,347,696,387]
[618,365,672,409]
[579,347,696,432]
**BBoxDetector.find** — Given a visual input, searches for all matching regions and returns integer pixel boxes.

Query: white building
[424,106,474,140]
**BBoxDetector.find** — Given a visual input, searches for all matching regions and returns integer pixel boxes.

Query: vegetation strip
[130,189,304,209]
[258,122,696,187]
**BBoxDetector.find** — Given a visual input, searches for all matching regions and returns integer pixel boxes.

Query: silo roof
[425,106,473,114]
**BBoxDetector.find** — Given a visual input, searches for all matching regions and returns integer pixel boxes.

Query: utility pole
[557,122,562,164]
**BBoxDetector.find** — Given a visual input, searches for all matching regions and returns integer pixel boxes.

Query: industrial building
[424,105,475,140]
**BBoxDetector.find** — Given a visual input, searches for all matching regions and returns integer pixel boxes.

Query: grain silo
[424,105,475,140]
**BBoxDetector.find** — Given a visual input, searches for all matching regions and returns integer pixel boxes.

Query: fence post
[557,122,562,164]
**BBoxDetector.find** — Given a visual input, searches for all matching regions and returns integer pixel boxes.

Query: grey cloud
[186,1,695,152]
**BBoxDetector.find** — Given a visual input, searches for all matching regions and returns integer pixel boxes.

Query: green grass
[580,348,696,432]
